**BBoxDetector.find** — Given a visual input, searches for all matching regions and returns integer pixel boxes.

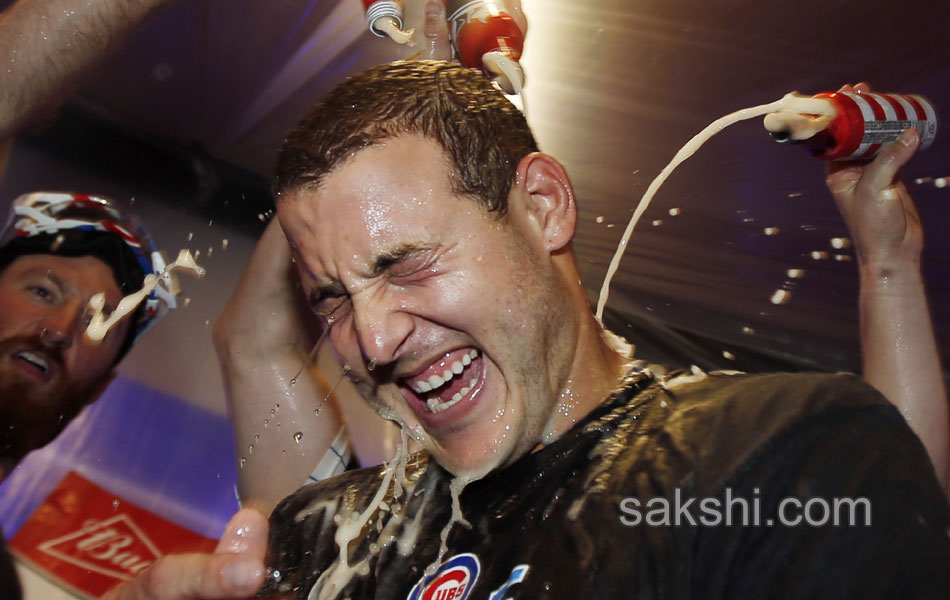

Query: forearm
[859,258,948,490]
[220,347,345,513]
[0,0,179,140]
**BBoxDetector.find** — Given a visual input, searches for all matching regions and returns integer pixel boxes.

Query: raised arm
[825,85,948,491]
[0,0,181,141]
[213,219,351,512]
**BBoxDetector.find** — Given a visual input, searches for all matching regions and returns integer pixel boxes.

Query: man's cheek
[329,327,359,367]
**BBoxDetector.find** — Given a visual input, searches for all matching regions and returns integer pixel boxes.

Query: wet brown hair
[274,60,538,216]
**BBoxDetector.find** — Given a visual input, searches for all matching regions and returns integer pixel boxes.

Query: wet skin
[278,135,583,476]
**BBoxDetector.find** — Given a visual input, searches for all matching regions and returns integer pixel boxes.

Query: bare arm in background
[827,84,949,492]
[0,0,181,141]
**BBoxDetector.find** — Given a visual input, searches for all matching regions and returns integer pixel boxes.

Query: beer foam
[84,249,205,342]
[376,16,414,44]
[308,428,411,599]
[595,93,837,321]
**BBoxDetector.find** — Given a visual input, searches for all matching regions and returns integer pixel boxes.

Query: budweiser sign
[10,471,217,598]
[37,513,160,580]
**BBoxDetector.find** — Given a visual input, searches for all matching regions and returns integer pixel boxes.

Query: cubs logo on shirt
[407,553,480,600]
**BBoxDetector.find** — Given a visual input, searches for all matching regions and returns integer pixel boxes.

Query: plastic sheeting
[0,2,948,550]
[0,376,239,540]
[42,0,946,375]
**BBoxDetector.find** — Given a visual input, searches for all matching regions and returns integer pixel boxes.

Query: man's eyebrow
[25,268,67,293]
[369,243,437,277]
[45,271,67,290]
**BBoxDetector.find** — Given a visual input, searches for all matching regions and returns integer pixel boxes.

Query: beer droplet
[770,289,791,305]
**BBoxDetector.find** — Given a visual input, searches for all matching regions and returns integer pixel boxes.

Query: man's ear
[515,152,577,253]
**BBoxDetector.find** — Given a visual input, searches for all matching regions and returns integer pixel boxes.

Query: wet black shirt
[260,371,950,599]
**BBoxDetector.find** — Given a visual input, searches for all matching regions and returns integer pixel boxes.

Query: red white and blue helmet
[0,191,177,347]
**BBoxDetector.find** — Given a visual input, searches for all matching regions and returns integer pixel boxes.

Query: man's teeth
[427,376,480,414]
[16,351,49,374]
[411,349,479,394]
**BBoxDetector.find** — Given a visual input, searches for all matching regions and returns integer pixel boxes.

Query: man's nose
[36,300,83,349]
[350,293,414,368]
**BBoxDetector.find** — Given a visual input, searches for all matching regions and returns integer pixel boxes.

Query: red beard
[0,336,103,468]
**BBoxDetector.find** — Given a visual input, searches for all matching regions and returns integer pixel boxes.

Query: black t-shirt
[259,370,950,599]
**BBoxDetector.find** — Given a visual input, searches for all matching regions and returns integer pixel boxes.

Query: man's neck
[540,309,633,443]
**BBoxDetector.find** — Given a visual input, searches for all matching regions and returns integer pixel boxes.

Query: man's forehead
[5,253,123,296]
[281,192,446,268]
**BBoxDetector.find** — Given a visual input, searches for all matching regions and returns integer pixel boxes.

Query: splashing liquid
[765,92,937,160]
[447,0,525,96]
[314,365,351,416]
[427,475,474,575]
[363,0,413,44]
[84,249,205,342]
[308,427,411,599]
[291,319,334,385]
[595,93,836,321]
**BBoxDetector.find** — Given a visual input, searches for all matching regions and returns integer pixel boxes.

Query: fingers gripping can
[807,92,937,160]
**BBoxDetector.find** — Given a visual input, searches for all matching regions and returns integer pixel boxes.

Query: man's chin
[425,432,519,480]
[0,368,97,466]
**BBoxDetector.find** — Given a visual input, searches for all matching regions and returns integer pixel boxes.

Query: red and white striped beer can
[812,91,937,160]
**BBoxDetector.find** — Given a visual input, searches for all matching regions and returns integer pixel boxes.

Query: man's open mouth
[13,350,52,380]
[403,348,484,414]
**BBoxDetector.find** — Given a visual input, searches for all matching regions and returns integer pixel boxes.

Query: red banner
[9,471,217,598]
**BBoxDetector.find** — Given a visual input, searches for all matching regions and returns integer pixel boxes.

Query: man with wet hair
[250,60,950,599]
